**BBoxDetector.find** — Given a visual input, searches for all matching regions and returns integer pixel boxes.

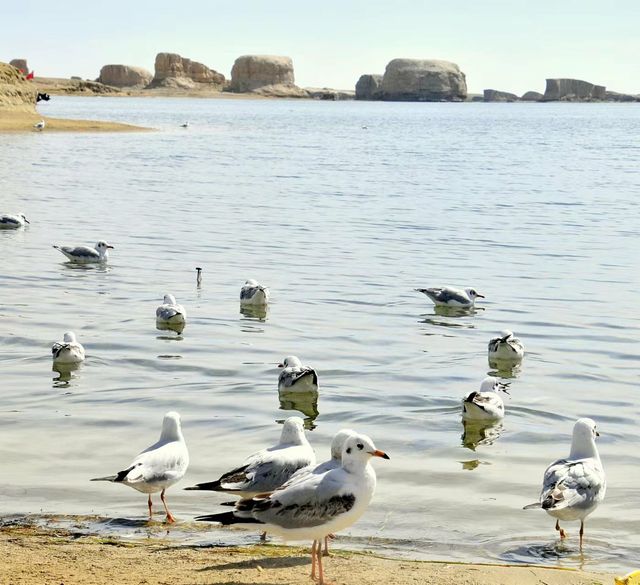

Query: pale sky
[2,0,639,95]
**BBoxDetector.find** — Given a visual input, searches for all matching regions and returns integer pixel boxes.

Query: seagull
[181,121,189,128]
[51,331,85,364]
[278,356,318,393]
[0,212,30,229]
[462,376,509,422]
[489,330,524,361]
[240,279,270,306]
[91,411,189,523]
[195,432,389,585]
[185,416,315,499]
[34,119,45,131]
[524,418,606,549]
[53,240,113,264]
[415,286,484,308]
[156,294,186,325]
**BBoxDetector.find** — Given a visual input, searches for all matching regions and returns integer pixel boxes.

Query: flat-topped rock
[229,55,298,93]
[521,91,543,102]
[355,74,382,100]
[0,62,37,112]
[379,59,467,101]
[98,65,152,87]
[151,53,225,87]
[543,78,606,101]
[484,89,519,102]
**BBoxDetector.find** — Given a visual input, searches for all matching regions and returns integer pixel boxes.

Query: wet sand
[0,524,611,585]
[0,110,149,132]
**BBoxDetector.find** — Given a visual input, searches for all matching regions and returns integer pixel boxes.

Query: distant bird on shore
[240,279,270,306]
[53,240,113,263]
[195,432,389,585]
[91,411,189,523]
[185,416,315,499]
[278,356,318,393]
[0,212,29,229]
[34,119,45,131]
[415,286,484,308]
[488,330,524,362]
[156,294,186,326]
[524,418,606,549]
[52,331,85,364]
[181,121,189,128]
[462,376,508,421]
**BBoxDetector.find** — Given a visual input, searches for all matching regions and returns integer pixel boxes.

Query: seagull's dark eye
[357,443,364,450]
[346,447,351,454]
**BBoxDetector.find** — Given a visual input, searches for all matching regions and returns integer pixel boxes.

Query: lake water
[1,96,639,572]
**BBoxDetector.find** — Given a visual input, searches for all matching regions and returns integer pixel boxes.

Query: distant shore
[0,523,613,585]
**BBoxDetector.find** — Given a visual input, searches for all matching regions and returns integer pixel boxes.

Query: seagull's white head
[570,418,600,459]
[95,240,114,253]
[330,428,357,460]
[279,355,302,369]
[279,416,307,445]
[341,433,389,472]
[18,213,30,224]
[160,411,183,442]
[465,288,485,300]
[479,376,508,393]
[63,331,77,343]
[245,279,258,286]
[163,294,177,305]
[500,329,514,340]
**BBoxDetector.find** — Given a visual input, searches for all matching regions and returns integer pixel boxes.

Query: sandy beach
[0,110,149,132]
[0,524,612,585]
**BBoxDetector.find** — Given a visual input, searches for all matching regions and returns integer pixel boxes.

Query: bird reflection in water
[461,419,503,451]
[240,304,269,321]
[52,362,82,387]
[156,321,185,337]
[488,359,522,378]
[278,389,319,429]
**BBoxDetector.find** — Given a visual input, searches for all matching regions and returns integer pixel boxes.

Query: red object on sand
[26,71,34,80]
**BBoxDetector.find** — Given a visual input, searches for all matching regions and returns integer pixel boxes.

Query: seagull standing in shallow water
[53,240,113,263]
[34,119,45,131]
[524,418,606,549]
[415,286,484,308]
[278,356,318,393]
[195,433,389,585]
[489,330,524,361]
[51,331,85,364]
[0,213,30,229]
[91,412,189,523]
[462,377,508,421]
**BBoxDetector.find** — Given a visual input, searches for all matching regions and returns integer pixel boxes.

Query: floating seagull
[181,121,189,128]
[51,331,85,364]
[185,416,315,499]
[0,212,29,229]
[195,432,389,585]
[524,418,606,549]
[91,411,189,523]
[415,286,484,308]
[489,330,524,361]
[278,356,318,393]
[240,279,270,306]
[34,119,45,131]
[462,376,509,422]
[156,294,186,325]
[53,240,113,263]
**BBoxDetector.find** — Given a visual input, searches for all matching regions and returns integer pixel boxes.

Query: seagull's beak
[370,449,390,460]
[106,245,114,249]
[277,363,284,368]
[476,293,485,298]
[596,431,600,437]
[24,218,30,224]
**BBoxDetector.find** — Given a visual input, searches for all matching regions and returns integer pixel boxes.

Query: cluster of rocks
[0,61,37,112]
[149,53,225,89]
[356,59,467,102]
[483,79,639,102]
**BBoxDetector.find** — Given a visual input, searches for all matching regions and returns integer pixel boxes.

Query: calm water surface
[1,97,639,571]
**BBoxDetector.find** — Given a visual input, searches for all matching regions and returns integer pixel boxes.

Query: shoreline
[0,110,150,132]
[0,522,613,585]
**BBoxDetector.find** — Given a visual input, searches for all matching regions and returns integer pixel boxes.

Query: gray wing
[156,306,182,320]
[488,337,501,351]
[240,285,259,301]
[51,342,69,358]
[242,455,314,493]
[430,287,467,304]
[279,367,318,389]
[0,215,20,226]
[540,458,605,511]
[64,246,99,258]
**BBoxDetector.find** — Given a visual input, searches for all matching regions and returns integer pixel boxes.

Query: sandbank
[0,110,149,133]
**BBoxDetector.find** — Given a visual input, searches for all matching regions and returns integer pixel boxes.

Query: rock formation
[0,61,37,112]
[521,91,543,102]
[229,55,306,96]
[484,89,519,102]
[150,53,225,88]
[543,79,606,101]
[377,59,467,101]
[9,59,29,74]
[98,65,152,87]
[605,90,639,102]
[355,74,382,100]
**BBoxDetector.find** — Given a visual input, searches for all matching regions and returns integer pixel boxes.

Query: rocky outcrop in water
[355,74,382,100]
[543,78,606,101]
[605,90,639,102]
[9,59,29,74]
[521,91,543,102]
[228,55,306,96]
[150,53,225,88]
[484,89,519,102]
[98,65,152,87]
[306,87,354,100]
[375,59,466,102]
[0,62,37,112]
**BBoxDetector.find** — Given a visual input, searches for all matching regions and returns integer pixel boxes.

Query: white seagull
[91,411,189,523]
[195,432,389,585]
[34,119,45,131]
[156,294,186,325]
[462,376,509,422]
[53,240,113,263]
[240,279,270,306]
[489,330,524,361]
[0,213,30,229]
[524,418,606,548]
[51,331,85,364]
[278,356,318,393]
[415,286,484,308]
[185,416,315,499]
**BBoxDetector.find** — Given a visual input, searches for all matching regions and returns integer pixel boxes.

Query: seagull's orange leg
[555,519,567,539]
[311,540,318,580]
[147,495,153,520]
[579,520,584,549]
[322,533,335,557]
[160,489,175,523]
[316,539,326,585]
